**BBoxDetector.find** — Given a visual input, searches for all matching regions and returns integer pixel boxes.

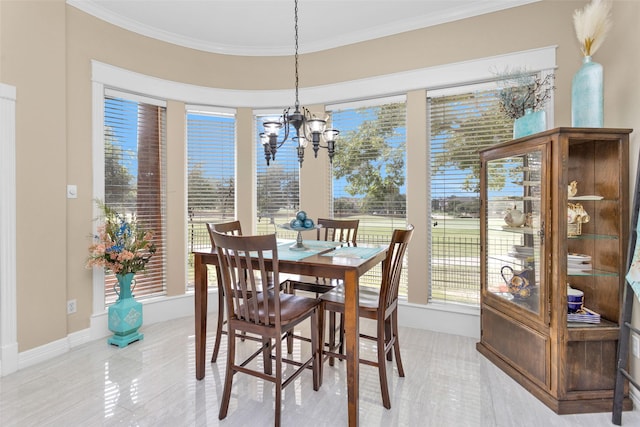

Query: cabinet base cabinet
[478,339,633,414]
[480,306,549,387]
[478,128,634,415]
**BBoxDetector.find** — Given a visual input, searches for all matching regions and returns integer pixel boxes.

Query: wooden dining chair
[319,224,414,409]
[212,231,321,426]
[206,220,270,363]
[283,218,359,359]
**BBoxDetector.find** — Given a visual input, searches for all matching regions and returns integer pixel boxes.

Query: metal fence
[430,236,481,305]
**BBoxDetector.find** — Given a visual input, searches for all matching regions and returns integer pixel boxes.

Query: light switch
[67,184,78,199]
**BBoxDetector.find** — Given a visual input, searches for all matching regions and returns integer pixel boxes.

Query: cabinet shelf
[490,226,536,234]
[567,268,618,277]
[567,233,619,240]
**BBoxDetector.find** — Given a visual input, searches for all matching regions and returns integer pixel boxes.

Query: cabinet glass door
[484,148,544,315]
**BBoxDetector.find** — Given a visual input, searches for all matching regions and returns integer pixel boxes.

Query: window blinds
[255,114,300,238]
[186,108,236,250]
[103,94,167,303]
[428,87,512,304]
[328,98,408,291]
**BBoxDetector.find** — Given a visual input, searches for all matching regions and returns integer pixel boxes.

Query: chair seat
[319,284,380,310]
[240,292,320,326]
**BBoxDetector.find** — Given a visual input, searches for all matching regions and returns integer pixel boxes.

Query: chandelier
[261,0,339,167]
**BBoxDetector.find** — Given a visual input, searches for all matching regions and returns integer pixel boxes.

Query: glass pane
[485,149,543,315]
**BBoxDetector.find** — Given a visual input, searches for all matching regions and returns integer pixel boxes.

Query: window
[103,91,167,303]
[428,84,513,305]
[328,97,408,291]
[255,113,300,238]
[186,106,236,287]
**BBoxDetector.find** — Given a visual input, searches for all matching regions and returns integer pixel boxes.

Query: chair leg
[311,307,320,391]
[392,310,405,377]
[218,329,236,420]
[263,338,273,375]
[385,317,392,362]
[286,331,294,354]
[377,317,391,409]
[211,289,225,363]
[275,337,283,427]
[285,281,294,354]
[328,311,336,366]
[338,313,345,357]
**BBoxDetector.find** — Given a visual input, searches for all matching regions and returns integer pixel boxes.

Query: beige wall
[2,0,69,350]
[1,1,640,388]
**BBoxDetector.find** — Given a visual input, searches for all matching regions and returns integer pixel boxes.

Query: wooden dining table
[193,240,388,427]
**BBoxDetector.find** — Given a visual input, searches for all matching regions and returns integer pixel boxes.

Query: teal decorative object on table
[108,273,144,347]
[513,108,546,139]
[87,200,156,347]
[571,0,612,127]
[281,210,319,251]
[571,56,603,127]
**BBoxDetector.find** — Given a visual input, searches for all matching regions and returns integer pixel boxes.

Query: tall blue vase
[571,56,603,127]
[513,108,546,139]
[108,272,144,347]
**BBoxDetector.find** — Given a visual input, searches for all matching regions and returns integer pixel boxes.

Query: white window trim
[0,83,18,376]
[91,45,556,109]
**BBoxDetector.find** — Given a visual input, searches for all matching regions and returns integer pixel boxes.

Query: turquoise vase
[513,108,546,139]
[108,272,144,347]
[571,56,603,127]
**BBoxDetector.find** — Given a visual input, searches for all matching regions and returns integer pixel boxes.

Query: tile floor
[0,315,638,426]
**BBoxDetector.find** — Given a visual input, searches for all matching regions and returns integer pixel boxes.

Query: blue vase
[571,56,603,127]
[513,109,546,139]
[108,272,144,347]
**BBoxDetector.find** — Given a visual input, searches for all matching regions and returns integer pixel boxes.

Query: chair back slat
[379,225,414,311]
[317,218,359,245]
[212,232,280,326]
[206,220,242,248]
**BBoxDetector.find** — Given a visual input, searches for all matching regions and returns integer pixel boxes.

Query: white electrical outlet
[632,335,640,359]
[67,299,77,314]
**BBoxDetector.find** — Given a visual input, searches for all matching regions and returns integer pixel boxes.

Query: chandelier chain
[294,0,299,110]
[260,0,338,167]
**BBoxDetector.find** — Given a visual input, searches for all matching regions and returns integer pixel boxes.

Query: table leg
[343,270,359,426]
[195,253,208,380]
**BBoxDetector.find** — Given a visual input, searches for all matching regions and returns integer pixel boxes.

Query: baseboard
[18,336,69,371]
[18,290,219,371]
[398,300,480,339]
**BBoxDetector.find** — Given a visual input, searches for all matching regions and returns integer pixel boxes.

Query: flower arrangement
[573,0,612,57]
[496,69,555,120]
[87,201,156,275]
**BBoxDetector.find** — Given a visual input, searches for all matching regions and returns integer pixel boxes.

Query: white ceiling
[67,0,539,56]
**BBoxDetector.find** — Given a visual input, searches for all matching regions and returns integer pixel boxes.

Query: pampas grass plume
[573,0,613,57]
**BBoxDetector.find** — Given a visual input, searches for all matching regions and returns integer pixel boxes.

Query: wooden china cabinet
[476,127,633,414]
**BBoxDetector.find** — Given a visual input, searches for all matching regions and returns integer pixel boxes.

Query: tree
[332,103,406,212]
[104,128,134,207]
[430,91,513,193]
[257,164,298,220]
[187,163,217,211]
